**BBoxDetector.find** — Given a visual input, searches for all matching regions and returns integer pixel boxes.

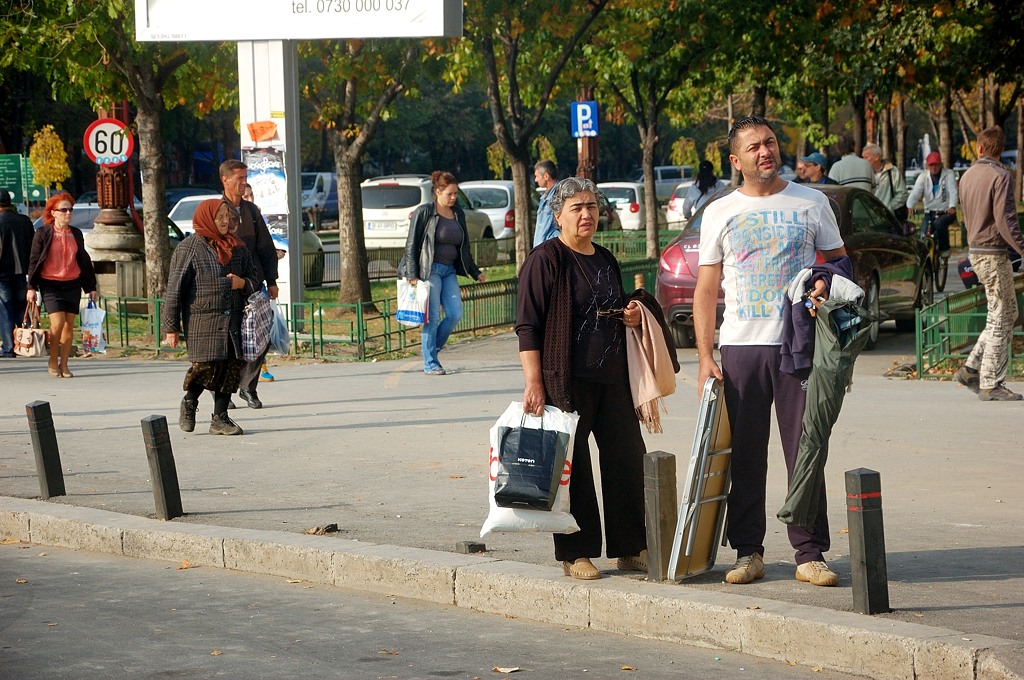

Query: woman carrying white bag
[512,177,650,581]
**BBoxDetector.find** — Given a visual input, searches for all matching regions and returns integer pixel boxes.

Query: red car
[655,185,933,349]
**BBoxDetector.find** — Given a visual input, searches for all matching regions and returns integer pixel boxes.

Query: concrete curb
[1,496,1020,680]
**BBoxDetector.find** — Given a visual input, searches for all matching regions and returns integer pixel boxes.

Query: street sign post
[0,154,45,205]
[571,101,599,138]
[83,118,135,167]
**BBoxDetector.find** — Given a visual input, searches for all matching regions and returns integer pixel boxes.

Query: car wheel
[865,276,881,350]
[305,250,325,288]
[670,322,696,349]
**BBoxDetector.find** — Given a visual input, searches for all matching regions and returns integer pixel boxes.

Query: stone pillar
[85,164,145,299]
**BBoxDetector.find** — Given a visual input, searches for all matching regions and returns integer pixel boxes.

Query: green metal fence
[93,257,659,362]
[915,273,1024,379]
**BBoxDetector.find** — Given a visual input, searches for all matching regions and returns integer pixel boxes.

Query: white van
[300,172,338,218]
[628,165,693,201]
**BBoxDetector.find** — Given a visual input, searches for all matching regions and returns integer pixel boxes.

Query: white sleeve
[814,196,844,250]
[947,171,959,209]
[697,204,724,265]
[906,173,924,209]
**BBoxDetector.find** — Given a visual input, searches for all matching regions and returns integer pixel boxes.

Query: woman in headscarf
[162,199,259,436]
[683,160,728,220]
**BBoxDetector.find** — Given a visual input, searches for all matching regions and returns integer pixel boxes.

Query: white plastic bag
[480,402,581,537]
[79,300,106,354]
[396,278,430,327]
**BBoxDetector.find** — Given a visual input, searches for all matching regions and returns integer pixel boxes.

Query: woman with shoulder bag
[26,192,98,378]
[398,171,485,375]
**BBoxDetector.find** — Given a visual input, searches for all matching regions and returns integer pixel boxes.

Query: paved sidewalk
[0,327,1021,678]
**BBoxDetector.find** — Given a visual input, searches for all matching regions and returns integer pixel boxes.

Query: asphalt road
[0,543,861,680]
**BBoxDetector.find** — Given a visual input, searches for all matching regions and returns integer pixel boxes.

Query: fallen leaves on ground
[838,528,849,534]
[286,579,302,584]
[746,605,761,610]
[492,667,520,673]
[379,649,399,656]
[1,537,23,544]
[621,666,636,671]
[177,559,192,570]
[303,524,338,535]
[211,650,222,656]
[15,579,28,584]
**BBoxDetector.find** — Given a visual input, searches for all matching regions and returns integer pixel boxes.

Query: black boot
[239,388,263,409]
[179,396,198,432]
[209,412,243,436]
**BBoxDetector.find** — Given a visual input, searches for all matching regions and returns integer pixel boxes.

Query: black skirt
[39,278,83,314]
[183,359,246,394]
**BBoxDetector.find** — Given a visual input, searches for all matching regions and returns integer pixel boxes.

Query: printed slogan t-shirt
[698,183,843,346]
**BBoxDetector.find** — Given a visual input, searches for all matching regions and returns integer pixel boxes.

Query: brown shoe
[725,552,765,584]
[616,549,648,573]
[562,557,601,580]
[978,384,1023,401]
[953,366,979,393]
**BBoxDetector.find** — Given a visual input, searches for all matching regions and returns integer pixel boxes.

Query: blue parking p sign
[571,101,599,138]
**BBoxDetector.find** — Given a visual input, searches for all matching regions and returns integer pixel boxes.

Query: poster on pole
[243,148,296,303]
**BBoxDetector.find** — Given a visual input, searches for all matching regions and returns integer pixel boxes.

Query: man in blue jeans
[0,190,35,358]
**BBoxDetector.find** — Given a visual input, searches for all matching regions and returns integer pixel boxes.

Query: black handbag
[493,415,571,511]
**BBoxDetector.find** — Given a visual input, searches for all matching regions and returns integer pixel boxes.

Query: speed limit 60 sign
[83,118,134,167]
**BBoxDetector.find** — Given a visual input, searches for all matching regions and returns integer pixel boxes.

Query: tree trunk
[136,107,171,300]
[1017,98,1023,204]
[819,86,830,146]
[640,119,660,259]
[894,93,907,172]
[751,85,767,118]
[331,133,373,307]
[938,87,954,167]
[865,90,877,146]
[879,103,892,162]
[508,146,532,272]
[850,91,867,153]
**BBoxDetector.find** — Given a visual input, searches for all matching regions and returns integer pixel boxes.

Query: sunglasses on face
[55,207,74,213]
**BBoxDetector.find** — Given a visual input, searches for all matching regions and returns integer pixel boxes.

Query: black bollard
[845,468,890,614]
[26,400,66,499]
[644,451,677,581]
[141,415,183,520]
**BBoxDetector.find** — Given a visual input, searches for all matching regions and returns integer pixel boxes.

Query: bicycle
[920,210,953,292]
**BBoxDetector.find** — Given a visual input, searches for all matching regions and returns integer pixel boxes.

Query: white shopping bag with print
[480,401,580,537]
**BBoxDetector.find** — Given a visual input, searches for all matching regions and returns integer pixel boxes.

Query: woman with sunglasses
[27,192,98,378]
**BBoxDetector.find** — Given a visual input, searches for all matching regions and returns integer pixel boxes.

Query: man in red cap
[907,151,959,256]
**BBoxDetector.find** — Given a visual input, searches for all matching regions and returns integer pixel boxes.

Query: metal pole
[25,400,65,499]
[846,468,890,614]
[643,451,677,581]
[141,415,183,520]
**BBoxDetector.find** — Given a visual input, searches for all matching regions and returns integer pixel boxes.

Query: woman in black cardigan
[515,177,648,581]
[26,192,97,378]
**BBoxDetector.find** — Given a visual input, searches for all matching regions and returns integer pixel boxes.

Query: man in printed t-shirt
[693,116,847,588]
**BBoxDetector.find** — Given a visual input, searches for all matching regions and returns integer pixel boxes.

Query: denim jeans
[421,263,462,372]
[0,275,28,357]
